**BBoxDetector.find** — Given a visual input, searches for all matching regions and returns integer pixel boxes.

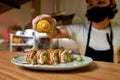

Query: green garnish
[64,53,68,62]
[76,56,83,62]
[42,53,48,64]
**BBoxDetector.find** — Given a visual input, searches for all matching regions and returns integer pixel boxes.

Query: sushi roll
[26,49,37,64]
[59,49,68,63]
[26,48,74,65]
[36,50,49,64]
[67,49,74,62]
[48,49,60,64]
[59,49,74,63]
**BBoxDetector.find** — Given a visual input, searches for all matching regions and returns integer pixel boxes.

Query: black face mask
[86,5,111,22]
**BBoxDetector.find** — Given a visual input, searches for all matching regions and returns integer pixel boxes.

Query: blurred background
[0,0,120,52]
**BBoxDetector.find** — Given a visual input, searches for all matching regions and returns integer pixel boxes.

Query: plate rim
[11,54,93,71]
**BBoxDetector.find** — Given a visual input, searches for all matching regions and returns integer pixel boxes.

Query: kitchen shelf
[12,34,34,38]
[11,43,33,46]
[10,33,35,52]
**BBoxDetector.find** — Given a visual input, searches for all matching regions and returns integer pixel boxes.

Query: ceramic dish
[11,54,93,71]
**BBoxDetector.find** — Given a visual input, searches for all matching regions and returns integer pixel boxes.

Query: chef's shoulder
[64,22,89,30]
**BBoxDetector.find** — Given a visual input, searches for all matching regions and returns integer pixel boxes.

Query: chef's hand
[32,14,56,30]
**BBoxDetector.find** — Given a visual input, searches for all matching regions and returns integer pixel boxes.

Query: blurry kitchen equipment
[16,30,23,35]
[24,29,34,36]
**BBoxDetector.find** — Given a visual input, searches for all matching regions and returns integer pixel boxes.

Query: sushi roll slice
[59,49,74,63]
[36,50,49,64]
[59,49,68,63]
[26,49,37,64]
[67,49,74,62]
[48,49,60,64]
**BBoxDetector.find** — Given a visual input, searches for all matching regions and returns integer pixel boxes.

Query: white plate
[11,54,93,71]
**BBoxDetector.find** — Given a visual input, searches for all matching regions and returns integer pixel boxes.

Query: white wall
[60,0,87,23]
[1,0,118,27]
[40,0,54,14]
[59,0,120,24]
[113,0,120,24]
[0,1,32,28]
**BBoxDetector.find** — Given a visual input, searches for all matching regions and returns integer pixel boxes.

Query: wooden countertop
[0,51,120,80]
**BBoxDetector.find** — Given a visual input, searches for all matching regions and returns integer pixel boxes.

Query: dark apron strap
[85,22,92,54]
[106,22,113,49]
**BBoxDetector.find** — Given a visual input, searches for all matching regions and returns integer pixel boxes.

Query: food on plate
[48,49,60,64]
[67,49,74,62]
[26,49,74,65]
[26,49,37,64]
[36,50,49,64]
[59,49,74,63]
[76,55,83,62]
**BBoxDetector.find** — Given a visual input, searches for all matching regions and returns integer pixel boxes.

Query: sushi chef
[32,0,120,63]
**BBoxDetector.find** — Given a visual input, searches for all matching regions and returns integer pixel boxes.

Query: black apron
[85,22,113,62]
